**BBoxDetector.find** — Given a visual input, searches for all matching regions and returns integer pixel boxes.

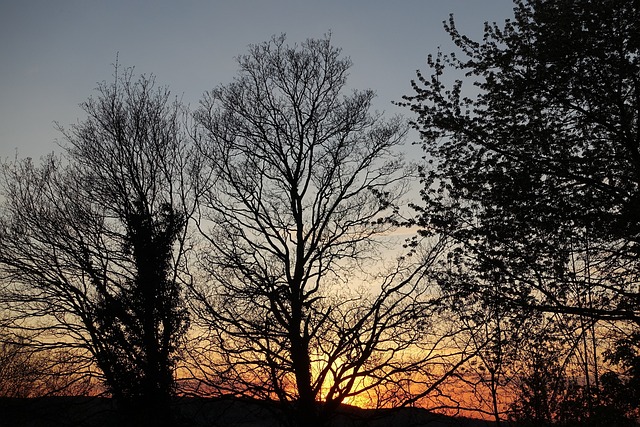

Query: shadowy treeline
[0,1,639,426]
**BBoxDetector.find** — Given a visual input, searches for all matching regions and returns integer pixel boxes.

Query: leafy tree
[602,329,640,421]
[0,66,194,426]
[189,34,452,427]
[402,0,640,423]
[402,0,640,326]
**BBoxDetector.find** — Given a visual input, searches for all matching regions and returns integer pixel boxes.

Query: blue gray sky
[1,0,514,160]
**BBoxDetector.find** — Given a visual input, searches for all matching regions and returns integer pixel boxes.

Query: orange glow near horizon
[174,339,517,422]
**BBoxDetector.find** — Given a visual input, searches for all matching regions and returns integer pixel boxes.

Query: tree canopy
[402,0,640,423]
[187,34,456,427]
[403,0,640,324]
[0,67,195,426]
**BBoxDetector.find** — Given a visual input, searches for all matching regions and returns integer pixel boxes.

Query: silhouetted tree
[0,332,46,398]
[188,34,456,427]
[0,66,195,426]
[602,328,640,422]
[509,327,569,426]
[451,290,528,424]
[402,0,640,337]
[509,324,640,427]
[400,0,640,423]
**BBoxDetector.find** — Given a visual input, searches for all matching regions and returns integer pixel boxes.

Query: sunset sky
[1,0,514,161]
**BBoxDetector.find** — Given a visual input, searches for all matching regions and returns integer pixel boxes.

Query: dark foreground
[0,396,499,427]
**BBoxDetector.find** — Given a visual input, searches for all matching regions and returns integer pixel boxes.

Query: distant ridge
[0,396,498,427]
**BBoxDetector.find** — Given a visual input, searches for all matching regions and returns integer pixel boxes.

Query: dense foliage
[402,0,640,423]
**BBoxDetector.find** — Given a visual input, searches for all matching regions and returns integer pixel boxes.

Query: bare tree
[188,34,454,427]
[449,299,524,424]
[0,66,195,426]
[0,330,47,398]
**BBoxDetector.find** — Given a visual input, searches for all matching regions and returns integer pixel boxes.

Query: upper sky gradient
[0,0,514,160]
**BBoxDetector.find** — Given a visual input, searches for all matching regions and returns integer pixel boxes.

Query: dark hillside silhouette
[0,396,500,427]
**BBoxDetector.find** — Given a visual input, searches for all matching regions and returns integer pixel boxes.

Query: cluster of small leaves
[402,0,640,323]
